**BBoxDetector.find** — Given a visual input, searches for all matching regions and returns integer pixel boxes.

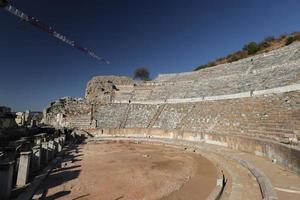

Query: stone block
[16,151,31,187]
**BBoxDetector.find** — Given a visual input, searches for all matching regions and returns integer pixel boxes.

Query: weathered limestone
[124,104,161,128]
[43,97,91,127]
[85,76,134,103]
[94,104,128,128]
[16,151,32,187]
[0,160,14,200]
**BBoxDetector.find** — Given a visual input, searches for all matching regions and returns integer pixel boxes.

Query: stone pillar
[54,138,60,154]
[0,160,14,200]
[31,146,41,172]
[61,134,66,144]
[57,138,62,152]
[48,140,55,161]
[60,135,65,146]
[16,151,32,187]
[41,142,49,165]
[35,137,42,146]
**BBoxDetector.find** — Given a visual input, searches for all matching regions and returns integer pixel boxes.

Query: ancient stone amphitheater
[43,42,300,200]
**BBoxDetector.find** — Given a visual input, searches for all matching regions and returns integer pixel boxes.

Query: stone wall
[43,97,90,128]
[85,76,134,103]
[93,103,128,128]
[15,111,43,127]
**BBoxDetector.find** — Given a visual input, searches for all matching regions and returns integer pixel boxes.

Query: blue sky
[0,0,299,111]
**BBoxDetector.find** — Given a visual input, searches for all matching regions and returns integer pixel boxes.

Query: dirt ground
[35,141,217,200]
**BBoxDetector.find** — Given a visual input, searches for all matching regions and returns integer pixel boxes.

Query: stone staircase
[147,104,166,128]
[119,105,131,129]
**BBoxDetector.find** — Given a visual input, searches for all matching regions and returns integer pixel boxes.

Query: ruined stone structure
[15,110,43,127]
[43,42,300,199]
[85,75,133,103]
[0,126,68,200]
[44,42,300,144]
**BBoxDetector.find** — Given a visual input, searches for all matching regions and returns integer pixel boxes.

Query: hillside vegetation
[194,32,300,71]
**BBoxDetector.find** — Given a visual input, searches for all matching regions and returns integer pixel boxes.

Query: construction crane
[0,0,110,64]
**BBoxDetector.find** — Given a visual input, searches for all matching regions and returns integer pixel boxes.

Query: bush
[258,36,275,49]
[243,42,260,55]
[228,55,239,62]
[285,36,296,45]
[295,34,300,41]
[258,41,271,49]
[194,32,300,71]
[194,61,216,70]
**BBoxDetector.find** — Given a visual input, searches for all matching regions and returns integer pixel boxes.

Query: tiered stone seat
[44,42,300,146]
[153,73,177,83]
[130,86,153,101]
[114,85,134,102]
[81,42,300,103]
[114,91,132,102]
[94,104,128,128]
[125,104,160,128]
[144,42,300,100]
[152,104,192,130]
[147,85,169,101]
[180,91,299,144]
[68,115,91,129]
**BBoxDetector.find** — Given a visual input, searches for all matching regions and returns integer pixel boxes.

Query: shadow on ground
[36,142,86,200]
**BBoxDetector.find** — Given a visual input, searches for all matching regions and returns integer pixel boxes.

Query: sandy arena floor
[36,141,217,200]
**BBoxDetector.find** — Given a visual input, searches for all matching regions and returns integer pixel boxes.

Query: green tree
[133,67,150,81]
[285,36,296,46]
[243,42,260,55]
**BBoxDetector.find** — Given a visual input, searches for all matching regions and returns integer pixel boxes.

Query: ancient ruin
[41,42,299,199]
[1,42,300,200]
